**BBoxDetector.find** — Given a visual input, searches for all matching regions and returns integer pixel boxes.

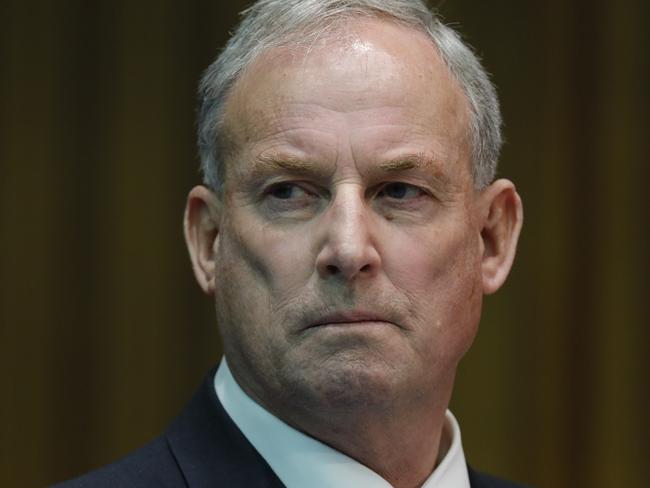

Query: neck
[282,399,451,488]
[226,359,456,487]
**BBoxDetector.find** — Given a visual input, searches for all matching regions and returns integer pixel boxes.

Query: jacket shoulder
[468,466,533,488]
[50,435,186,488]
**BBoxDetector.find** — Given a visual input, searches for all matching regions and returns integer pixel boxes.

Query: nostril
[326,264,339,275]
[360,264,371,273]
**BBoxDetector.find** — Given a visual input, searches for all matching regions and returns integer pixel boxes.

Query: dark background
[1,1,648,486]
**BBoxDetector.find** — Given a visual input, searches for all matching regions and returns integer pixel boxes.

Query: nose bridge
[316,185,380,280]
[331,186,366,241]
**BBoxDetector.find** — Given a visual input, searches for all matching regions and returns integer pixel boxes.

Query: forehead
[222,18,471,178]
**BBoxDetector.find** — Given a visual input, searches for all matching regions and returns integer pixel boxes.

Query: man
[55,0,525,486]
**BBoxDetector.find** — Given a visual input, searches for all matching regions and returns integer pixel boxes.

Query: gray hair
[198,0,502,192]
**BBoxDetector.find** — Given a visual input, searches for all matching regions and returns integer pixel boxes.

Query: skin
[185,18,523,488]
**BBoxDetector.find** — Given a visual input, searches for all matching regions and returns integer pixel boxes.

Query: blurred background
[1,0,648,486]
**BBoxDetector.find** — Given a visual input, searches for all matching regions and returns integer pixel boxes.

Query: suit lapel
[165,368,285,487]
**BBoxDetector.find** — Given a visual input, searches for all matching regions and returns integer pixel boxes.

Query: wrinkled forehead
[221,17,471,160]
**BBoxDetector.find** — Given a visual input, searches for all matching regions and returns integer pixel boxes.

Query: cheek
[385,224,480,291]
[219,216,316,303]
[383,224,483,350]
[214,219,321,373]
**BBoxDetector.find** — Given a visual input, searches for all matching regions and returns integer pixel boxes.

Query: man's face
[210,20,485,417]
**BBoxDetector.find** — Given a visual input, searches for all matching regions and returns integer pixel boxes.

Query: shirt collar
[214,358,470,488]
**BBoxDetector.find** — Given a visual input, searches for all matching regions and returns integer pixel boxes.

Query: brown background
[1,0,648,486]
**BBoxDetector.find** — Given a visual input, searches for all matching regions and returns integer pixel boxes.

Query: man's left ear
[477,179,523,295]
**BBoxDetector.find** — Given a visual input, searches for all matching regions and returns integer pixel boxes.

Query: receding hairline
[198,0,502,193]
[222,13,464,105]
[217,15,473,172]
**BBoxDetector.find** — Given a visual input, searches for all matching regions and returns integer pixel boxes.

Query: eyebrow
[376,153,441,172]
[247,153,332,180]
[376,153,453,187]
[246,152,452,187]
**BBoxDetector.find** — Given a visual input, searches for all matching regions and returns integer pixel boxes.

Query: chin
[279,351,409,411]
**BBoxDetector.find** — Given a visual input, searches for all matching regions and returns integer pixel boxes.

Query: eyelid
[373,181,431,199]
[259,181,328,218]
[264,180,322,197]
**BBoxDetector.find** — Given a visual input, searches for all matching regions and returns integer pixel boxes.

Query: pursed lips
[308,311,397,329]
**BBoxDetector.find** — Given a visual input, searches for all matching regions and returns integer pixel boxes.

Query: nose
[315,189,381,281]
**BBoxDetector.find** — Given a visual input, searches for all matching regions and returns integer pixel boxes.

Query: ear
[183,185,222,296]
[477,179,523,295]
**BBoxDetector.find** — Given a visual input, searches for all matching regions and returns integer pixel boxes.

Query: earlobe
[478,179,523,295]
[183,185,222,296]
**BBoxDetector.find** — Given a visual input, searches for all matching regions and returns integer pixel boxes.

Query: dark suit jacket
[53,368,529,487]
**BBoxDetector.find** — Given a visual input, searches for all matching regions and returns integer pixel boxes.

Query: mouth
[308,311,397,329]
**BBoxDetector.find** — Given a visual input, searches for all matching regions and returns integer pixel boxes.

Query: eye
[377,182,424,200]
[267,182,305,200]
[266,182,314,200]
[262,182,321,216]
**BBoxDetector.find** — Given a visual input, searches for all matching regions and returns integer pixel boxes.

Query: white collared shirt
[215,358,470,488]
